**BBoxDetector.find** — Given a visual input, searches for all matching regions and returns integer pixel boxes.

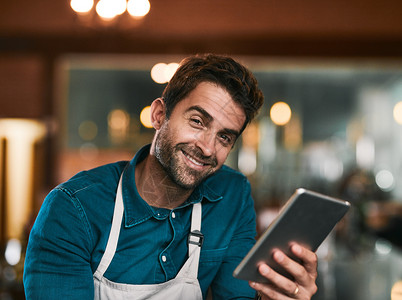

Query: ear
[150,98,166,130]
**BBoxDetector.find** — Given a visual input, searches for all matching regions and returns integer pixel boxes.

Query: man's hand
[249,243,318,299]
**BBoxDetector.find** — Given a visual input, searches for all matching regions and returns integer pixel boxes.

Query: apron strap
[188,202,203,255]
[94,174,124,280]
[185,202,203,278]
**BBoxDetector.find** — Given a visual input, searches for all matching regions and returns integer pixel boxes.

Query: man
[24,54,318,299]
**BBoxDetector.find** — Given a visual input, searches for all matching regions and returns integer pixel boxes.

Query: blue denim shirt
[23,145,257,299]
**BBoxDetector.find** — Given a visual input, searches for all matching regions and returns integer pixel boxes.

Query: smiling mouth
[182,150,209,167]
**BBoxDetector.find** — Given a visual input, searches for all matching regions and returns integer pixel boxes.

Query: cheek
[215,148,231,166]
[180,126,205,143]
[181,131,201,144]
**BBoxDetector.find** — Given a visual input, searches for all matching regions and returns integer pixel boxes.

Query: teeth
[184,153,204,166]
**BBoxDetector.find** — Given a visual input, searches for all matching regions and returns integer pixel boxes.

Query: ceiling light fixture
[70,0,150,22]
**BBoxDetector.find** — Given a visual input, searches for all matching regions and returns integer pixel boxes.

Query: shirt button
[171,212,176,218]
[162,255,167,262]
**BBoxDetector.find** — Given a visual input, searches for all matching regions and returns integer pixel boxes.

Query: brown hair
[161,54,264,131]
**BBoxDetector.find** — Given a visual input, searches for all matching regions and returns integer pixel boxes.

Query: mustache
[177,144,218,167]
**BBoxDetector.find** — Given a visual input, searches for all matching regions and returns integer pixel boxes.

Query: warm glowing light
[150,62,179,84]
[108,109,130,130]
[270,101,292,126]
[78,120,98,141]
[0,119,46,239]
[165,63,179,81]
[96,0,118,20]
[115,0,127,15]
[140,106,153,128]
[151,63,168,84]
[71,0,151,21]
[108,109,130,144]
[283,113,302,150]
[393,101,402,125]
[391,280,402,300]
[127,0,151,18]
[70,0,94,13]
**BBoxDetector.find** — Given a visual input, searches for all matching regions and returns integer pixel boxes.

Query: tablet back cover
[233,189,350,283]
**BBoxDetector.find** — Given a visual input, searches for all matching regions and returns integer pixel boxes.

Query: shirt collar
[122,144,223,228]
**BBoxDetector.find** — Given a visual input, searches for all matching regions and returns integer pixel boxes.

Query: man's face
[153,82,246,190]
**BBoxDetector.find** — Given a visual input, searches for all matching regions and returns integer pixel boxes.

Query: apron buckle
[188,230,204,247]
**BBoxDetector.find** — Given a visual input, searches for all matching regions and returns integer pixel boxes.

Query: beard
[154,122,218,190]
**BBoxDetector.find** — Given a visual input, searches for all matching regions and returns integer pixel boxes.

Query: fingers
[271,244,318,293]
[289,243,318,283]
[271,249,306,283]
[250,280,298,300]
[250,263,300,299]
[249,243,318,299]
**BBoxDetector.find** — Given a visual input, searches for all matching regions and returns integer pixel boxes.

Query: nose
[194,130,215,157]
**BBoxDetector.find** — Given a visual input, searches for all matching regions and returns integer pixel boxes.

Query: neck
[135,154,193,210]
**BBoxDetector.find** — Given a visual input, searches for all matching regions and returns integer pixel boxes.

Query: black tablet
[233,188,350,283]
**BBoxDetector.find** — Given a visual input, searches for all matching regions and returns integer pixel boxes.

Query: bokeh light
[375,169,395,191]
[127,0,151,18]
[108,109,130,131]
[115,0,127,15]
[96,0,120,20]
[151,63,168,84]
[5,239,22,266]
[391,280,402,300]
[140,106,153,128]
[78,120,98,141]
[393,101,402,125]
[70,0,94,14]
[165,63,180,81]
[270,101,292,126]
[150,62,179,84]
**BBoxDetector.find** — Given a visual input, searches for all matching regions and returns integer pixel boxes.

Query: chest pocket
[199,247,227,266]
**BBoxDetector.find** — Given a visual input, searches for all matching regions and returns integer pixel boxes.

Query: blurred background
[1,0,402,299]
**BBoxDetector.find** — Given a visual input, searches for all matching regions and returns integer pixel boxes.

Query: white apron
[93,174,204,300]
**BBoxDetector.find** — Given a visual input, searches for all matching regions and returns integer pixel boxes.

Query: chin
[176,168,218,190]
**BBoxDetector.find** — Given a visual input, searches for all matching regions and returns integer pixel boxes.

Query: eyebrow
[186,105,242,139]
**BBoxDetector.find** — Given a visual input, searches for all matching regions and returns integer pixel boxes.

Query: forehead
[173,82,246,128]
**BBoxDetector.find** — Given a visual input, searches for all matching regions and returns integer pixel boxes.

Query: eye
[218,133,232,145]
[190,117,204,127]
